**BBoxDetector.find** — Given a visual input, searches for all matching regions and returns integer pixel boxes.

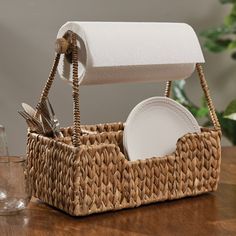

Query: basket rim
[27,122,221,165]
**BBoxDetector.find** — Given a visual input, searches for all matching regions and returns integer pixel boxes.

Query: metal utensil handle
[36,32,81,147]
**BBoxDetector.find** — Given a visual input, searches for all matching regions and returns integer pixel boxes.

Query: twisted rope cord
[36,53,60,116]
[164,81,172,97]
[71,33,82,147]
[36,33,81,147]
[164,64,221,130]
[196,63,221,130]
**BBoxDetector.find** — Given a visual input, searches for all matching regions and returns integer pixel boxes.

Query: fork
[18,111,44,134]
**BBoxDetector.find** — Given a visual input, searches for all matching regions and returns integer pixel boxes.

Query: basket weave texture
[26,32,221,216]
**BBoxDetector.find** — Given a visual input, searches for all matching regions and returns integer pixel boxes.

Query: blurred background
[0,0,235,155]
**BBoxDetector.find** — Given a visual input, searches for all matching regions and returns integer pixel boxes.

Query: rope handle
[36,31,221,148]
[36,31,81,147]
[164,63,221,130]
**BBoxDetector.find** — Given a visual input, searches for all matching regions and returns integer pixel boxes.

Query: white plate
[123,97,200,161]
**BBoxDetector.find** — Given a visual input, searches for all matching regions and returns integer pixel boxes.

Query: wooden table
[1,147,236,236]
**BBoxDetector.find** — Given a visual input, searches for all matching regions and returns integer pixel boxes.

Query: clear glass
[0,156,30,215]
[0,157,8,201]
[0,126,9,201]
[0,125,9,156]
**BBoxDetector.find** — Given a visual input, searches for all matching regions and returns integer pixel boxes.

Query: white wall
[0,0,235,155]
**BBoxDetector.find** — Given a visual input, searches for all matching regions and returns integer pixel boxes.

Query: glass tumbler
[0,125,8,156]
[0,125,9,201]
[0,156,30,215]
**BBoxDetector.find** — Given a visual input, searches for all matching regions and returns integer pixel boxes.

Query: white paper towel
[57,22,205,85]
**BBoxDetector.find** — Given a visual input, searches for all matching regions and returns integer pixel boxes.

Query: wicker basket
[27,32,221,216]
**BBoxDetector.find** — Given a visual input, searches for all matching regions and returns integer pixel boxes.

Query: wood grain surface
[0,147,236,236]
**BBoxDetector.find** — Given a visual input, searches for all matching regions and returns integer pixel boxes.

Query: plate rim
[123,96,200,161]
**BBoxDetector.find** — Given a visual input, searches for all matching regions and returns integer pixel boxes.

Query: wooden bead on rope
[55,38,69,54]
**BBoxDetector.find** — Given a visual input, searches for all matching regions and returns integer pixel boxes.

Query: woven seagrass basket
[27,32,221,216]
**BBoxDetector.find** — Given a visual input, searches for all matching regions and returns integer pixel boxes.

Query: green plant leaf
[172,82,236,144]
[224,99,236,120]
[217,111,236,145]
[173,80,194,106]
[224,5,236,26]
[232,51,236,59]
[172,81,209,118]
[200,1,236,144]
[204,39,232,52]
[201,96,207,108]
[228,40,236,49]
[226,113,236,120]
[196,107,209,117]
[201,26,231,40]
[220,0,236,4]
[194,97,209,118]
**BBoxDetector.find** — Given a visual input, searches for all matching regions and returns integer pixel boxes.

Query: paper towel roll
[57,22,205,85]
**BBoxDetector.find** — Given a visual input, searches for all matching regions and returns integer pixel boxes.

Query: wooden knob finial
[55,38,69,54]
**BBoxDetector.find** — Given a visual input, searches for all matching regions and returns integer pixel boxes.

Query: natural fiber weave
[27,124,221,216]
[26,31,222,216]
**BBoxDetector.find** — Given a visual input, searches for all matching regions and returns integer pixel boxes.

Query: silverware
[46,99,63,138]
[36,100,55,136]
[19,100,97,138]
[21,103,36,117]
[20,104,46,133]
[37,99,63,138]
[19,99,64,138]
[18,110,44,133]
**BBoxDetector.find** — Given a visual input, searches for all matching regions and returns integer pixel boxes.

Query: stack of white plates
[123,97,200,161]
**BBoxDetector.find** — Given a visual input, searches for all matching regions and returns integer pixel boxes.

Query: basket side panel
[202,130,221,191]
[27,133,76,215]
[129,130,221,205]
[29,125,221,216]
[176,129,221,196]
[73,129,221,216]
[74,145,127,215]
